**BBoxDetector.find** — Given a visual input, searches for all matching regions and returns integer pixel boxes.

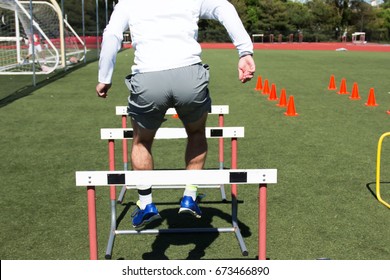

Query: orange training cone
[365,88,378,106]
[284,95,298,116]
[268,83,278,100]
[337,78,349,94]
[277,88,287,107]
[387,110,390,115]
[349,82,361,100]
[328,74,337,90]
[172,113,179,118]
[262,79,270,95]
[255,76,263,91]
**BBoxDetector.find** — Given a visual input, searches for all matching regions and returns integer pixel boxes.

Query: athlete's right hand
[96,83,111,98]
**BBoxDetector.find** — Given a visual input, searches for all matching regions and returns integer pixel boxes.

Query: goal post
[0,0,86,75]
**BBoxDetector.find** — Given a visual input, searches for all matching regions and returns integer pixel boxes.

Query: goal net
[0,0,85,75]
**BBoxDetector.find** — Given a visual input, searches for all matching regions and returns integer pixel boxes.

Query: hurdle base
[115,227,235,235]
[112,226,249,257]
[105,226,249,257]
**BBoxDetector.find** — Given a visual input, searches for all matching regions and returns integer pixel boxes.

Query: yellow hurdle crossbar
[376,132,390,208]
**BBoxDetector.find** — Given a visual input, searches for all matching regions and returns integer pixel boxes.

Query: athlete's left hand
[238,55,256,83]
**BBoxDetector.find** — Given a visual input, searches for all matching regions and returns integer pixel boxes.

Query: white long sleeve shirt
[98,0,253,84]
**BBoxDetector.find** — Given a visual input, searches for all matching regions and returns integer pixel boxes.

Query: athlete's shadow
[139,203,251,260]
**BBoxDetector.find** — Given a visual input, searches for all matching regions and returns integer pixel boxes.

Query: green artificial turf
[0,49,389,260]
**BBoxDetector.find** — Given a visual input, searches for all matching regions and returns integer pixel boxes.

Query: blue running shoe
[131,202,161,228]
[178,196,202,218]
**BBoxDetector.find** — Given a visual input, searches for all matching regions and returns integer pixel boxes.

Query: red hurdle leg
[258,184,267,260]
[87,186,98,260]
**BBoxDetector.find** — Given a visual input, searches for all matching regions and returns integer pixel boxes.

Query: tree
[285,1,312,32]
[308,0,342,41]
[325,0,351,27]
[349,0,374,32]
[55,0,114,35]
[257,0,291,35]
[368,1,390,40]
[382,0,390,8]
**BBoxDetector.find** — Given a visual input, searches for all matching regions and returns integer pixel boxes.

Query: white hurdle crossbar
[115,105,229,116]
[101,127,244,259]
[115,105,229,201]
[101,126,243,140]
[76,169,277,260]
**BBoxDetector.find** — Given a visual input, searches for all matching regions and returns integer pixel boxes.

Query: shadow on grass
[366,181,390,201]
[115,201,251,260]
[0,52,102,108]
[0,63,87,108]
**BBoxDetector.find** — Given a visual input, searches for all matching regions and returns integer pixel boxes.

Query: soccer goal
[0,0,86,75]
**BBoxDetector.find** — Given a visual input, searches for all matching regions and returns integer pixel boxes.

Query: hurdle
[101,126,244,259]
[376,132,390,208]
[76,169,277,260]
[115,105,230,203]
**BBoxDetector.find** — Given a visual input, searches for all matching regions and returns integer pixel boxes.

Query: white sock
[183,184,197,201]
[137,185,152,210]
[138,194,152,210]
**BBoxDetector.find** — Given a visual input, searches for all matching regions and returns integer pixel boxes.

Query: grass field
[0,48,389,260]
[0,48,100,104]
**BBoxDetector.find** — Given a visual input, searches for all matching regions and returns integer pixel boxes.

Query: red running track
[200,42,390,52]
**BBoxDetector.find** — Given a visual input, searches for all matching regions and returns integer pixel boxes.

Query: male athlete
[96,0,255,228]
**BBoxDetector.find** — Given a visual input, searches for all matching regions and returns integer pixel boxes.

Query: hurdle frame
[76,169,277,260]
[101,126,245,259]
[115,105,230,203]
[376,132,390,208]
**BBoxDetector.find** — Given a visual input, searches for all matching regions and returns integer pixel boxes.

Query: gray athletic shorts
[125,63,212,130]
